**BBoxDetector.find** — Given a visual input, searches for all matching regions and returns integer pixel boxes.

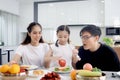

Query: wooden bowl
[0,72,19,76]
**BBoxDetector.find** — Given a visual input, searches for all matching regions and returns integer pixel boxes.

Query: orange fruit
[0,66,2,72]
[0,64,10,73]
[8,64,20,74]
[70,69,77,80]
[83,63,93,71]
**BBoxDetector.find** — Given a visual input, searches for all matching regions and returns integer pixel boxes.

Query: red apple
[58,59,66,67]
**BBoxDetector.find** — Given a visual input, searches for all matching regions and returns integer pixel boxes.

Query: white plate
[21,65,38,70]
[28,70,64,80]
[54,70,71,74]
[51,67,72,74]
[117,71,120,76]
[28,70,49,78]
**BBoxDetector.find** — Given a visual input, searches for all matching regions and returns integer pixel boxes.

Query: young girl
[44,25,80,68]
[10,22,50,68]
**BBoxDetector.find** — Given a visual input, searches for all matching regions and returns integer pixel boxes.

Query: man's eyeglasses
[80,36,93,40]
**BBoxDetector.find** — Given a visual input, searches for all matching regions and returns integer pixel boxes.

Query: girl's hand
[72,54,81,64]
[72,49,81,63]
[72,49,78,54]
[51,56,62,61]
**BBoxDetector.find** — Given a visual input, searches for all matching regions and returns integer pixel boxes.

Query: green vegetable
[54,68,59,71]
[103,37,114,46]
[92,67,101,72]
[63,67,70,71]
[54,67,71,71]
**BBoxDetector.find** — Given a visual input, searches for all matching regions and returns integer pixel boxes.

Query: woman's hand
[9,54,21,65]
[9,60,17,65]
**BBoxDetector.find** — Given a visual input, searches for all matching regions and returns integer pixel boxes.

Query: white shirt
[50,43,75,67]
[15,43,49,68]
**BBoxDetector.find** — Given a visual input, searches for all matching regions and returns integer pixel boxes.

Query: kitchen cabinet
[113,46,120,61]
[0,11,19,46]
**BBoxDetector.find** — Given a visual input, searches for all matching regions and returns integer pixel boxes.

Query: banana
[77,70,102,77]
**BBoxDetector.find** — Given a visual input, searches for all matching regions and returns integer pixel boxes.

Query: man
[75,25,120,71]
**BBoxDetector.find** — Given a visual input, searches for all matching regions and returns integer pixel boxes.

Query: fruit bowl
[76,73,106,80]
[0,72,20,76]
[0,64,23,76]
[0,67,27,76]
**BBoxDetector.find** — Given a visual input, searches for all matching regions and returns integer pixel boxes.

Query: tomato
[58,59,66,67]
[83,63,93,71]
[20,68,26,73]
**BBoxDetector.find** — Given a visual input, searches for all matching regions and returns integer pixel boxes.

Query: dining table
[0,68,119,80]
[60,71,120,80]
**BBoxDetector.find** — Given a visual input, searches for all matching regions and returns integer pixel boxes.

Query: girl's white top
[15,43,49,68]
[50,43,75,67]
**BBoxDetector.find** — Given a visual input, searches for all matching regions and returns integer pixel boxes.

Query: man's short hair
[80,25,101,37]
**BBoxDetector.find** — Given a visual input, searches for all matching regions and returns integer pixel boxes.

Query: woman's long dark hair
[21,22,44,45]
[55,25,70,47]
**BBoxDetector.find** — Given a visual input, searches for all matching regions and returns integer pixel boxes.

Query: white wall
[18,1,34,42]
[19,2,34,32]
[0,0,19,15]
[38,0,103,28]
[105,0,120,26]
[18,0,120,46]
[19,0,104,45]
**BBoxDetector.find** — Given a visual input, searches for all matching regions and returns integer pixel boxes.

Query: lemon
[0,64,10,73]
[9,64,20,74]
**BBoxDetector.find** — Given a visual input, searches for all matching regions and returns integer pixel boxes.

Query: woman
[10,22,50,68]
[74,25,120,71]
[44,25,80,68]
